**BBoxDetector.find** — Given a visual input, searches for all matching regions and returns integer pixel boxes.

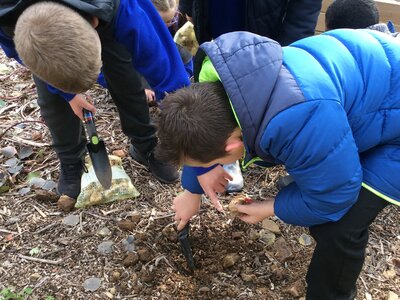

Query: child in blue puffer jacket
[156,30,400,299]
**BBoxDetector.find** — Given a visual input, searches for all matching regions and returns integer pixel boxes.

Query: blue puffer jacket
[0,0,189,100]
[183,30,400,227]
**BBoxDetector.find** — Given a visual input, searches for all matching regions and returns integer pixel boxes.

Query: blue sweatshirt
[0,0,189,100]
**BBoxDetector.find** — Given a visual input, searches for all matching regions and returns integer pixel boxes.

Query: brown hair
[151,0,178,12]
[14,1,102,93]
[156,82,238,165]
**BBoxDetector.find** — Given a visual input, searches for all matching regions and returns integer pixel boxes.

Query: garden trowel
[83,109,112,189]
[178,222,195,271]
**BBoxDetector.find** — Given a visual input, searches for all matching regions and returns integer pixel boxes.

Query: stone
[222,253,240,269]
[138,248,152,262]
[97,241,114,255]
[131,212,141,224]
[29,273,41,282]
[261,219,281,234]
[387,291,399,300]
[63,214,79,226]
[58,195,76,212]
[122,235,136,252]
[83,277,101,292]
[273,238,293,262]
[259,230,276,246]
[298,233,313,246]
[117,220,135,231]
[122,252,139,267]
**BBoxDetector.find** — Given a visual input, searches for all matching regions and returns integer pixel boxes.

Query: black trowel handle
[83,109,100,152]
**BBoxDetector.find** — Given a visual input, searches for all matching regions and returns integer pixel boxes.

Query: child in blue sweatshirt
[0,0,190,201]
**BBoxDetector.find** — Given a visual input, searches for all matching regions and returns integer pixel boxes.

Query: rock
[240,272,255,282]
[122,252,139,267]
[298,233,313,246]
[98,241,114,255]
[109,288,116,295]
[138,248,152,262]
[231,231,242,239]
[222,253,240,269]
[117,220,135,231]
[261,219,281,234]
[388,291,399,300]
[162,226,177,242]
[104,292,114,299]
[35,189,58,202]
[383,269,397,279]
[249,229,260,241]
[135,232,146,245]
[6,216,20,225]
[122,235,136,252]
[259,230,276,246]
[112,149,126,158]
[63,214,80,226]
[271,264,288,281]
[141,270,155,283]
[83,277,102,292]
[198,287,210,293]
[97,227,112,236]
[29,273,41,282]
[130,212,141,224]
[110,271,121,282]
[273,238,293,262]
[284,280,304,297]
[57,195,76,212]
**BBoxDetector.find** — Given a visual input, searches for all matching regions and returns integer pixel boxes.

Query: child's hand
[235,198,275,224]
[198,165,232,212]
[173,190,201,231]
[69,94,96,120]
[144,89,156,104]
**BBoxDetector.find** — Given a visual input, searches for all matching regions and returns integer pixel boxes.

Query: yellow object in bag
[75,155,139,208]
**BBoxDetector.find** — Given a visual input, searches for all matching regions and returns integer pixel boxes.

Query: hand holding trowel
[82,109,112,189]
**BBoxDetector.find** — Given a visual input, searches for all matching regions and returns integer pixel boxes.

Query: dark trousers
[306,187,390,300]
[34,41,157,164]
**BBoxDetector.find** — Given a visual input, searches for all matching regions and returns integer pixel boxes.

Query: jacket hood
[200,31,283,158]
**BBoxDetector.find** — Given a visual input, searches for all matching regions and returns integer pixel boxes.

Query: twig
[41,248,64,258]
[18,254,62,265]
[0,228,18,234]
[32,205,47,218]
[153,212,175,220]
[0,120,46,140]
[4,136,50,148]
[34,223,57,235]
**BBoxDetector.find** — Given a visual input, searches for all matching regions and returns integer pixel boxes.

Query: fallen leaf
[29,247,40,256]
[19,146,34,159]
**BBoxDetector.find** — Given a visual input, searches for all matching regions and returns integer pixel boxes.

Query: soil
[0,51,399,300]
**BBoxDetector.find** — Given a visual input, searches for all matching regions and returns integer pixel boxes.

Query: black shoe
[129,145,179,184]
[56,161,84,199]
[277,175,294,191]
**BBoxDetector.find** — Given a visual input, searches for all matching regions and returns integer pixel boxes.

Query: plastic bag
[75,155,139,208]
